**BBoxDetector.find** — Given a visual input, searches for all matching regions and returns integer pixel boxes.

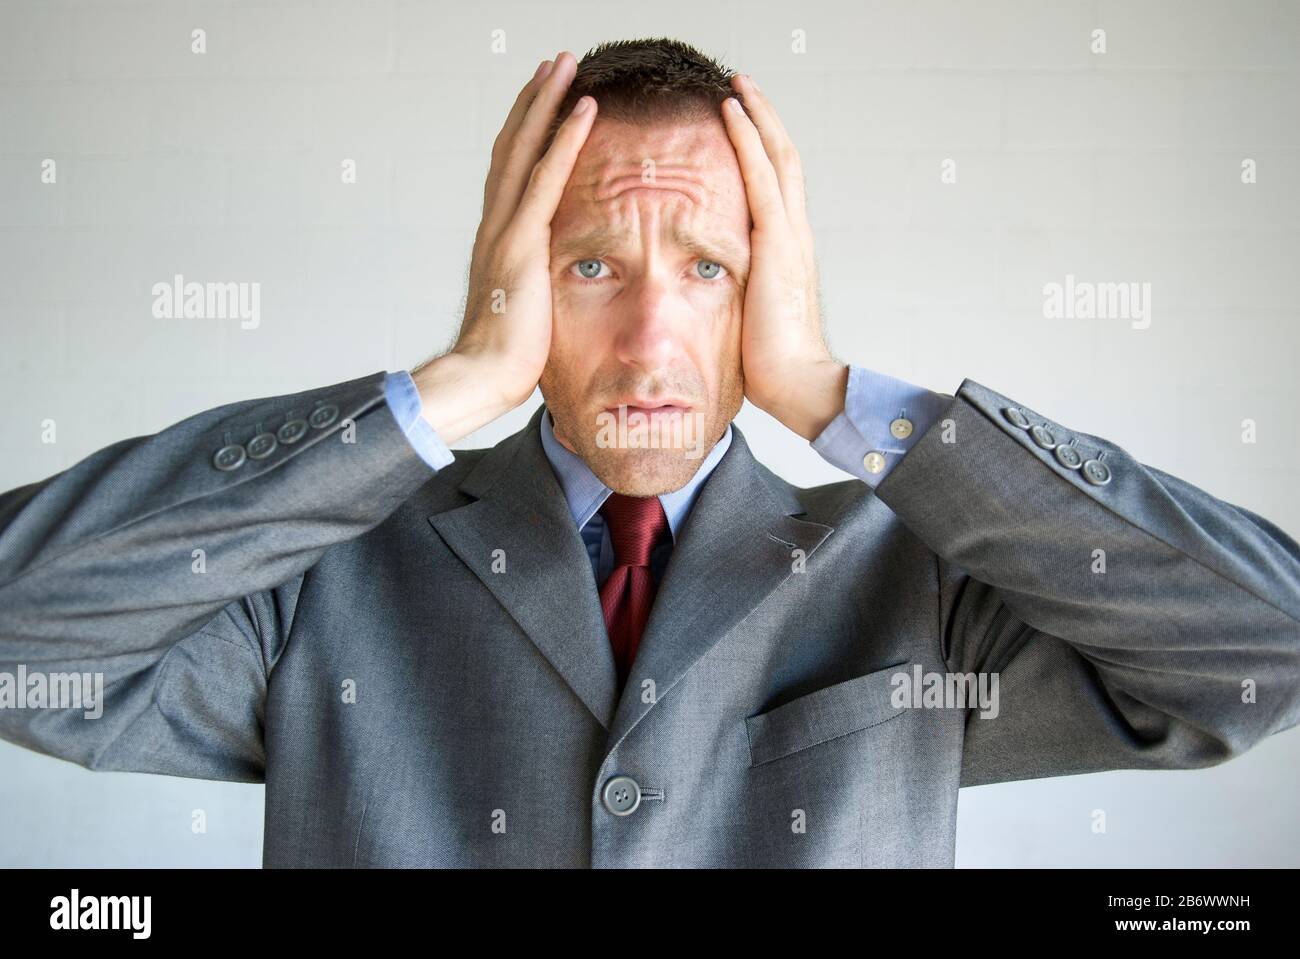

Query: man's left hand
[721,73,848,441]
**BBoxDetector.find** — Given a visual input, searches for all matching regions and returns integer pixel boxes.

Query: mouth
[604,402,691,419]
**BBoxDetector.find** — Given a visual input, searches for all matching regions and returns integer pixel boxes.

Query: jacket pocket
[745,661,912,767]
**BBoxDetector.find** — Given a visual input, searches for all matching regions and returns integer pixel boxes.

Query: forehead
[551,117,750,258]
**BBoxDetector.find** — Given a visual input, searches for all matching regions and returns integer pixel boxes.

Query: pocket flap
[745,661,912,766]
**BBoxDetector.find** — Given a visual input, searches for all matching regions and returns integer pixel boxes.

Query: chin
[588,448,707,497]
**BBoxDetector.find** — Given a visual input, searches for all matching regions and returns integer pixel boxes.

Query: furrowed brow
[551,226,630,261]
[669,225,747,274]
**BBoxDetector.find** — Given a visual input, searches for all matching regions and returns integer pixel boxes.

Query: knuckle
[490,130,513,163]
[525,158,549,189]
[506,142,540,174]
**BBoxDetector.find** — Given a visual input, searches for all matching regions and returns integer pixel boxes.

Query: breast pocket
[745,661,912,767]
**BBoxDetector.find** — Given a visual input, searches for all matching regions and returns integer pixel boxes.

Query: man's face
[541,115,751,497]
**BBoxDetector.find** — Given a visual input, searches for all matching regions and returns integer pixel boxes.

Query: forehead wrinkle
[554,172,747,270]
[601,181,704,206]
[597,169,708,205]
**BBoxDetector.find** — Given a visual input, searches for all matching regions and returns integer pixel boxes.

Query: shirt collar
[538,406,732,540]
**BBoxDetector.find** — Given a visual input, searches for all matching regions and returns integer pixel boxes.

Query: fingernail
[536,59,554,80]
[725,96,742,113]
[572,95,591,115]
[745,74,760,91]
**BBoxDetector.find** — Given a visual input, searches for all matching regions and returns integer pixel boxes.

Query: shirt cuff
[811,364,952,487]
[383,370,456,472]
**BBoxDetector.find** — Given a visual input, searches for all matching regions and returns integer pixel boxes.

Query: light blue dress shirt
[536,405,731,588]
[382,367,952,586]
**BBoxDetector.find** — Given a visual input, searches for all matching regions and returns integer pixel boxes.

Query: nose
[611,271,682,373]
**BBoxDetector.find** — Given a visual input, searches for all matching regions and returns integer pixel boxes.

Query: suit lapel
[426,409,837,748]
[603,425,835,757]
[427,406,619,730]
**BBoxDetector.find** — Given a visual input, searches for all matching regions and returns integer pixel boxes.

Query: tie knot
[599,493,668,567]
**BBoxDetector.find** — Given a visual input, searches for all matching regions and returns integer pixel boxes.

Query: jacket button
[602,775,642,816]
[1054,443,1083,470]
[247,432,278,460]
[1030,424,1057,449]
[212,444,246,471]
[277,419,308,445]
[1003,407,1031,429]
[1082,459,1112,486]
[309,404,339,429]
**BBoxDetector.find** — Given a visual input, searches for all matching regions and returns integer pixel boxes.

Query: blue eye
[575,259,605,279]
[697,260,724,279]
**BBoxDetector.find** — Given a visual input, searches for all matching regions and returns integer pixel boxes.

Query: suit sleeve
[0,370,438,783]
[871,377,1300,787]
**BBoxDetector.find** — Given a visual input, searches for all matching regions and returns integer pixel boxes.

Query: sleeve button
[309,404,339,429]
[277,419,308,444]
[1082,459,1112,486]
[247,432,278,460]
[1030,424,1058,449]
[1054,444,1083,470]
[1003,407,1032,429]
[213,444,247,471]
[889,417,913,439]
[863,451,887,474]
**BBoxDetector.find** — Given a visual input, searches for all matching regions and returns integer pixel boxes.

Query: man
[1,39,1298,868]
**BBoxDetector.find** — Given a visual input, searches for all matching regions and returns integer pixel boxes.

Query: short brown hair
[541,37,743,152]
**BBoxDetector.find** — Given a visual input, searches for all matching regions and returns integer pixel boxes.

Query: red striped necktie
[598,493,669,688]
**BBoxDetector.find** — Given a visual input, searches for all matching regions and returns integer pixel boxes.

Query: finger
[482,52,578,242]
[730,75,815,256]
[482,52,573,236]
[514,95,598,235]
[730,74,796,158]
[482,58,555,213]
[720,95,788,233]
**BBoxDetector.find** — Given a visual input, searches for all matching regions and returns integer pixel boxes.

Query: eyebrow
[553,224,748,276]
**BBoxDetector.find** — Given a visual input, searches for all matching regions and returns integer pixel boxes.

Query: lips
[605,403,690,418]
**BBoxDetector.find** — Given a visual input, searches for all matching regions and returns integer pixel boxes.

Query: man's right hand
[411,51,597,446]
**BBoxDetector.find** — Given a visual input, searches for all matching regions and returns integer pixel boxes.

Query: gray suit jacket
[2,370,1299,867]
